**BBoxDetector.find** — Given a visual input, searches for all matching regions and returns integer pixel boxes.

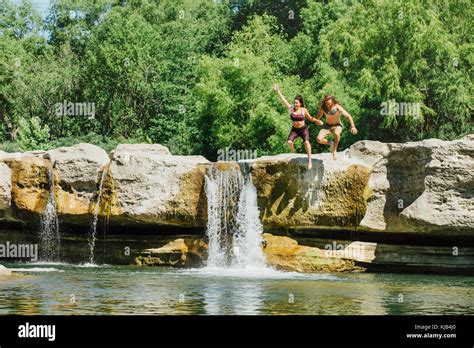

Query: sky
[11,0,51,18]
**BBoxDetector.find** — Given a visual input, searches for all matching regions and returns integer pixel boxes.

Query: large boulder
[0,135,472,237]
[355,135,474,234]
[107,144,210,227]
[45,143,110,219]
[2,156,51,214]
[135,237,208,267]
[250,152,372,230]
[261,233,372,272]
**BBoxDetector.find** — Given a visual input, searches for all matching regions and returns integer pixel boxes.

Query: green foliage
[231,0,308,39]
[81,0,232,153]
[1,0,472,157]
[17,116,50,151]
[192,15,298,159]
[300,0,473,142]
[0,140,21,153]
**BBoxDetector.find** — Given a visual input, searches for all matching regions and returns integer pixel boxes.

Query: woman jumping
[273,84,322,169]
[315,95,358,159]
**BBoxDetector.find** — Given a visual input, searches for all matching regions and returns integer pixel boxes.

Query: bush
[17,116,51,151]
[0,141,21,153]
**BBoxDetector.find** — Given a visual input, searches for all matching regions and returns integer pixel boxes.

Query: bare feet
[327,140,337,160]
[307,161,312,170]
[328,140,334,153]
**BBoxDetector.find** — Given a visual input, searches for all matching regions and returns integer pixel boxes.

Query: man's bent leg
[317,129,332,145]
[331,126,343,159]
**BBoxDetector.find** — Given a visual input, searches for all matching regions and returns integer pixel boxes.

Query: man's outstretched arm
[339,106,358,135]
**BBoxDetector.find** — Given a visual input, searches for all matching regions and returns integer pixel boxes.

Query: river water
[1,262,472,315]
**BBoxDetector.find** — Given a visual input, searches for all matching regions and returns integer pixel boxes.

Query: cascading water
[39,168,60,261]
[232,164,267,268]
[88,167,108,264]
[204,163,267,269]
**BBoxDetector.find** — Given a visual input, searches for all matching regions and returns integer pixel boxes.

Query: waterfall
[232,164,267,268]
[39,168,60,261]
[204,163,267,269]
[88,167,107,264]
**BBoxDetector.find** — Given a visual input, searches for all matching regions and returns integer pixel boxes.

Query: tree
[299,0,473,143]
[192,15,308,159]
[82,0,232,154]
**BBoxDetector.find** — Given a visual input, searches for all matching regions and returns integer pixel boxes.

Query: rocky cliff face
[354,136,474,234]
[0,136,472,236]
[106,144,210,227]
[250,135,474,235]
[47,143,109,217]
[250,154,371,231]
[0,163,11,211]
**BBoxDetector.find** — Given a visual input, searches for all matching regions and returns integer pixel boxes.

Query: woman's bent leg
[304,140,312,169]
[287,140,295,153]
[288,130,298,153]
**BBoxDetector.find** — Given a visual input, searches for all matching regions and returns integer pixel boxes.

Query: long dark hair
[294,95,305,108]
[320,94,340,113]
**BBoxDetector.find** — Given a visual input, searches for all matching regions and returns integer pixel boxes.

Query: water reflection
[202,280,264,315]
[0,264,473,315]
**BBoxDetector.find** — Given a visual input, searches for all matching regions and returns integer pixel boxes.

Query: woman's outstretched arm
[304,109,323,125]
[273,84,292,110]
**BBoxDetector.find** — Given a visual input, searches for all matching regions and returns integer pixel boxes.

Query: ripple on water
[77,262,102,268]
[9,267,65,273]
[172,265,341,281]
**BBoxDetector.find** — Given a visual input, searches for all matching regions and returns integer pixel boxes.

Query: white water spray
[204,163,267,270]
[88,167,107,264]
[39,169,60,261]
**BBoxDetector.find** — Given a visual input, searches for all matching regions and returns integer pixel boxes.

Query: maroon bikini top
[290,107,305,122]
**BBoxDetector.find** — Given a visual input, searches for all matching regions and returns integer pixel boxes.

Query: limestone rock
[249,135,474,235]
[46,143,110,217]
[250,153,372,230]
[0,135,472,237]
[262,234,474,274]
[3,156,51,213]
[357,136,474,234]
[108,145,210,227]
[261,233,369,272]
[0,151,45,161]
[110,143,171,157]
[0,163,11,210]
[135,237,207,267]
[134,234,370,272]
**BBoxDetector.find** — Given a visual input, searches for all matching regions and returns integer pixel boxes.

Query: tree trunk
[2,110,19,140]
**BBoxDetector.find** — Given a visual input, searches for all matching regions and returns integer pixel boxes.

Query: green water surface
[1,263,472,315]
